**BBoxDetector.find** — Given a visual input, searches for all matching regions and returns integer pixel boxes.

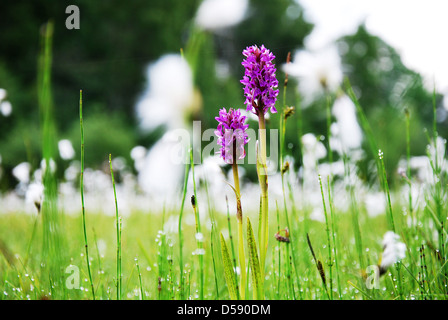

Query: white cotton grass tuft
[0,88,6,101]
[301,133,327,169]
[0,89,12,117]
[283,45,343,106]
[137,130,185,204]
[331,94,363,153]
[40,158,57,174]
[58,139,75,160]
[130,146,147,172]
[96,239,107,257]
[380,231,406,270]
[25,182,44,212]
[0,101,12,117]
[136,54,194,132]
[12,162,31,184]
[364,191,386,218]
[195,0,248,31]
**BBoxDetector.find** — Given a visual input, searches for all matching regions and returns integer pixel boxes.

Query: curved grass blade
[247,217,263,300]
[220,233,238,300]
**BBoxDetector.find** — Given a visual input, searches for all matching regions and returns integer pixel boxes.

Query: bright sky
[298,0,448,93]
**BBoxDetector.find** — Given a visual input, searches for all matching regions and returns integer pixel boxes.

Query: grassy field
[1,22,448,302]
[0,184,446,301]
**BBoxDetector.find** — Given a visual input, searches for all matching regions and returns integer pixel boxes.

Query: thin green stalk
[109,154,122,300]
[275,202,281,298]
[257,112,269,280]
[225,196,240,299]
[404,109,413,226]
[79,90,95,300]
[279,99,302,300]
[190,149,203,300]
[342,153,365,271]
[327,176,341,299]
[306,233,330,300]
[178,152,190,300]
[379,150,396,233]
[135,257,144,300]
[210,223,220,299]
[92,228,105,297]
[24,214,39,268]
[232,161,246,300]
[318,175,333,300]
[325,93,333,168]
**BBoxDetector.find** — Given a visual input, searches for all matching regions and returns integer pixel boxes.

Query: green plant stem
[190,150,204,300]
[80,90,95,300]
[225,196,240,299]
[109,154,122,300]
[404,109,413,226]
[178,154,190,299]
[379,151,395,233]
[135,257,144,300]
[257,112,269,281]
[327,176,342,299]
[232,162,246,300]
[318,175,333,300]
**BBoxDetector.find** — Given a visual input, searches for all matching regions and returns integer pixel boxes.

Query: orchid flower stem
[257,112,269,287]
[232,161,246,300]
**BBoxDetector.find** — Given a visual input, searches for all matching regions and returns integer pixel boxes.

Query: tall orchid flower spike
[241,44,279,116]
[215,107,249,299]
[241,44,278,299]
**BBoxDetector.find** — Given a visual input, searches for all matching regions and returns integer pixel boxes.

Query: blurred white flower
[332,94,363,152]
[12,162,31,183]
[0,101,12,117]
[195,0,248,31]
[96,239,107,257]
[138,130,185,202]
[300,133,327,206]
[58,139,75,160]
[40,158,56,174]
[64,161,80,181]
[25,182,44,210]
[364,191,385,218]
[443,94,448,112]
[283,45,343,106]
[136,54,194,132]
[428,136,446,172]
[130,146,147,172]
[0,88,6,101]
[112,156,126,172]
[309,208,325,222]
[380,231,406,270]
[301,133,327,169]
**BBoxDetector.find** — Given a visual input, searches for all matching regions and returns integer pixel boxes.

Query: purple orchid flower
[241,44,279,116]
[215,108,250,164]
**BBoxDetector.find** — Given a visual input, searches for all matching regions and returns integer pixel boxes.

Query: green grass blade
[220,233,238,300]
[247,217,263,300]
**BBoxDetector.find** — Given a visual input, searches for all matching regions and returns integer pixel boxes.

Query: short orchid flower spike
[215,107,249,164]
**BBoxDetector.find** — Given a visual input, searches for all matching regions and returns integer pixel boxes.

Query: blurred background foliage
[0,0,446,191]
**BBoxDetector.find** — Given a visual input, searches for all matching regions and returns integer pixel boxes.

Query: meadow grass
[1,198,445,300]
[1,23,448,301]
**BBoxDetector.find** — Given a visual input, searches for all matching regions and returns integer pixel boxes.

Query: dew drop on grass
[195,232,204,241]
